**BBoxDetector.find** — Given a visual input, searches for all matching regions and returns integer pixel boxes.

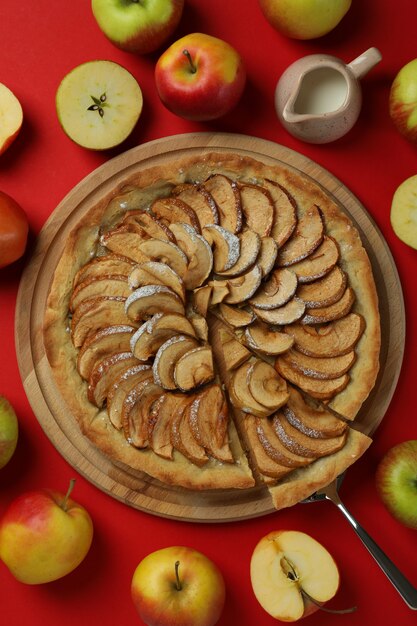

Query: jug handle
[347,47,382,80]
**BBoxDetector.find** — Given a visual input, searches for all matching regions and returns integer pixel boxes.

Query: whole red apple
[92,0,184,54]
[131,546,226,626]
[376,440,417,529]
[0,479,93,584]
[0,191,29,269]
[390,59,417,143]
[155,33,246,121]
[0,83,23,155]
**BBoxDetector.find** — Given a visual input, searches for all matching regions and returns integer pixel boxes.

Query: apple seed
[87,93,108,118]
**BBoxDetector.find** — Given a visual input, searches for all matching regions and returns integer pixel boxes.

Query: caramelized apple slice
[100,225,149,264]
[302,287,355,324]
[71,296,130,348]
[171,182,219,228]
[188,384,233,463]
[188,313,209,342]
[151,196,201,232]
[218,303,255,327]
[148,392,186,460]
[276,205,324,266]
[219,328,252,370]
[291,236,340,283]
[202,174,242,233]
[202,224,240,272]
[240,183,274,236]
[73,254,135,288]
[88,351,138,408]
[224,264,263,304]
[274,357,350,400]
[263,179,298,247]
[69,274,130,312]
[248,360,289,410]
[77,324,135,380]
[281,349,356,380]
[107,364,153,429]
[125,285,185,322]
[229,361,274,417]
[256,236,278,277]
[169,223,213,289]
[272,411,347,458]
[250,268,297,310]
[138,239,188,277]
[284,387,347,438]
[284,313,365,357]
[244,415,293,479]
[191,285,212,317]
[122,380,163,448]
[153,335,199,390]
[173,346,215,391]
[128,261,186,302]
[296,265,347,308]
[208,281,230,305]
[122,210,176,242]
[244,321,294,355]
[130,313,196,361]
[253,296,305,325]
[255,416,311,468]
[171,396,209,466]
[216,229,261,277]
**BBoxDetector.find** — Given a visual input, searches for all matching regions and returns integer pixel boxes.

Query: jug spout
[347,47,382,80]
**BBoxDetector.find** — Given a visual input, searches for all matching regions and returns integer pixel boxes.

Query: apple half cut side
[56,60,143,150]
[0,83,23,155]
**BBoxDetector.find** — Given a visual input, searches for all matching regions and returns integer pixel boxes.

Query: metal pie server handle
[326,485,417,610]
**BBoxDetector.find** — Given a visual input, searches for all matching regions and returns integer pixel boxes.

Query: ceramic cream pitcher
[275,47,382,144]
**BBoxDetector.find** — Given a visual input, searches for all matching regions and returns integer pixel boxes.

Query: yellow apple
[0,396,18,469]
[131,546,225,626]
[390,174,417,249]
[0,479,93,584]
[389,58,417,144]
[0,83,23,155]
[258,0,351,40]
[250,530,340,621]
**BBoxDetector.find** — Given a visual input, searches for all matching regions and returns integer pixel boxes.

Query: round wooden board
[15,133,405,523]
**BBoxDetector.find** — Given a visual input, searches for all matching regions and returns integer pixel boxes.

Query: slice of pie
[43,151,380,510]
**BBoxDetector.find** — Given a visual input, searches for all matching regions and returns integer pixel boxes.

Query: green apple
[258,0,351,40]
[390,175,417,250]
[0,84,23,155]
[0,396,18,469]
[131,546,226,626]
[56,60,143,150]
[376,440,417,529]
[0,479,93,584]
[389,58,417,144]
[92,0,184,54]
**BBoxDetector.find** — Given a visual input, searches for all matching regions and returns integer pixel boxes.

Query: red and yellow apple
[390,174,417,250]
[376,440,417,529]
[155,33,246,121]
[258,0,351,40]
[91,0,184,54]
[0,479,93,584]
[131,546,226,626]
[0,83,23,155]
[390,58,417,144]
[0,191,29,269]
[250,530,341,621]
[0,396,18,469]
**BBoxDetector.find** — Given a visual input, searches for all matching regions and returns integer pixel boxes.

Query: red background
[1,1,417,624]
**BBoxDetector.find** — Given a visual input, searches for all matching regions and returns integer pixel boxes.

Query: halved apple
[216,229,261,277]
[173,346,214,391]
[56,60,143,150]
[0,83,23,155]
[77,324,136,380]
[218,302,255,327]
[128,261,186,302]
[253,296,305,325]
[244,320,294,355]
[250,530,340,622]
[249,268,297,310]
[151,196,201,232]
[248,359,289,410]
[224,264,263,304]
[202,224,240,272]
[284,313,365,357]
[263,179,297,248]
[138,238,189,277]
[125,285,185,322]
[277,205,323,267]
[171,182,219,228]
[169,222,213,289]
[152,335,199,390]
[202,173,242,233]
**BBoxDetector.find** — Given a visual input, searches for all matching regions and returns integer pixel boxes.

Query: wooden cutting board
[15,133,405,522]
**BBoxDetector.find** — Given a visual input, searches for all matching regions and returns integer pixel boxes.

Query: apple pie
[43,151,380,510]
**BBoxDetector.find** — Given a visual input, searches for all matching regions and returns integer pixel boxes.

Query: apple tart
[43,151,380,510]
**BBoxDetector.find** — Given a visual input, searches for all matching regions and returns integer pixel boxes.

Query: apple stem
[182,50,197,74]
[174,560,182,591]
[62,478,76,512]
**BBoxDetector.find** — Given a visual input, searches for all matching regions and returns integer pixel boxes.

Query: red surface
[1,1,417,624]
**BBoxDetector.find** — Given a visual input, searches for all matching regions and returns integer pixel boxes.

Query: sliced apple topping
[218,302,255,327]
[224,264,263,304]
[106,364,153,430]
[125,285,185,322]
[284,312,365,357]
[202,224,240,272]
[218,328,252,370]
[284,386,347,438]
[243,415,293,479]
[281,348,356,380]
[169,222,213,289]
[262,179,297,248]
[216,229,261,277]
[152,335,199,390]
[255,416,311,468]
[138,239,188,277]
[130,312,196,361]
[71,295,131,348]
[208,280,230,305]
[151,196,201,233]
[202,173,242,233]
[188,312,209,342]
[128,261,185,303]
[296,265,347,308]
[239,184,274,237]
[274,357,350,400]
[250,268,297,310]
[229,361,275,417]
[87,350,138,408]
[191,285,212,317]
[100,225,149,264]
[77,324,136,380]
[272,411,347,458]
[276,205,324,267]
[290,235,340,283]
[148,392,186,460]
[122,380,163,448]
[122,210,176,242]
[188,384,233,463]
[253,296,305,325]
[73,254,135,288]
[171,396,209,466]
[69,274,131,312]
[256,236,278,277]
[171,182,219,228]
[247,360,289,410]
[173,346,215,391]
[302,287,355,325]
[244,321,294,355]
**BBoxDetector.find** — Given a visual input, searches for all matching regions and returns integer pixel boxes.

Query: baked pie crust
[43,151,380,510]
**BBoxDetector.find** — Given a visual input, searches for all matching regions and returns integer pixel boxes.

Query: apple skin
[0,83,23,155]
[390,175,417,250]
[0,480,93,584]
[0,396,18,469]
[375,440,417,529]
[389,59,417,143]
[131,546,226,626]
[258,0,351,40]
[91,0,184,54]
[0,191,29,269]
[155,33,246,121]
